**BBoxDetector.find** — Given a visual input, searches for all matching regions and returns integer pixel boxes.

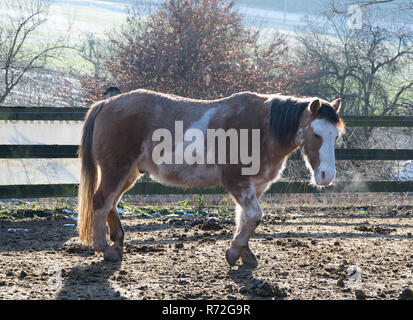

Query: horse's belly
[148,164,222,188]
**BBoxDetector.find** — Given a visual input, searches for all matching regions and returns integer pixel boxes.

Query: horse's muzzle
[315,167,335,186]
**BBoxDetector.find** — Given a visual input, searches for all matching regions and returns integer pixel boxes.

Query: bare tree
[329,0,413,18]
[76,32,105,78]
[81,0,313,103]
[330,0,413,10]
[297,4,413,116]
[0,0,69,104]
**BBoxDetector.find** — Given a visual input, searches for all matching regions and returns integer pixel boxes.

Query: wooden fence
[1,107,413,199]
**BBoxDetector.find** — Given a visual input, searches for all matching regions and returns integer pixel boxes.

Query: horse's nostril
[321,171,326,179]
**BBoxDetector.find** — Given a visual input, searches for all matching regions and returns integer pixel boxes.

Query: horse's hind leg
[107,169,141,258]
[225,180,262,268]
[107,208,124,258]
[93,166,134,262]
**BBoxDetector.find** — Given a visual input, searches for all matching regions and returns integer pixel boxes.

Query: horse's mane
[269,96,341,147]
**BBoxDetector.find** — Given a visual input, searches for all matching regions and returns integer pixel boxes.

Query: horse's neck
[264,129,299,159]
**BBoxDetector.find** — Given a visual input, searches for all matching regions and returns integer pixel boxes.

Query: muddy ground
[0,198,413,300]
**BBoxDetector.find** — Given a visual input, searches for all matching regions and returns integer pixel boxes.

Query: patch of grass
[0,198,78,220]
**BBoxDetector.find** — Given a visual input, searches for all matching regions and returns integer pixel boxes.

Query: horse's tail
[78,101,105,246]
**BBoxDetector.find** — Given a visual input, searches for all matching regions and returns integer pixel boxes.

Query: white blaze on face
[310,119,339,186]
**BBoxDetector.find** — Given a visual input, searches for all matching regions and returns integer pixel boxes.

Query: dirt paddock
[0,193,412,300]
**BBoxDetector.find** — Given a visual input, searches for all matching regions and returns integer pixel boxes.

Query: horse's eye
[314,133,321,139]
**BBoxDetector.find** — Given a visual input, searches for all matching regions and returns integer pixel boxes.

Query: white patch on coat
[188,107,218,133]
[301,152,316,185]
[150,107,222,187]
[236,182,261,221]
[180,107,218,164]
[310,119,339,185]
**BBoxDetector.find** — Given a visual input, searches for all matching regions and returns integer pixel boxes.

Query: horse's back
[91,89,271,187]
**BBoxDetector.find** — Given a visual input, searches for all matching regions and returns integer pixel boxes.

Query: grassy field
[0,0,128,74]
[44,2,128,73]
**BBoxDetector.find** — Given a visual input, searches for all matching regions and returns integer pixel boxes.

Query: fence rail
[1,107,413,126]
[1,106,412,199]
[1,181,412,199]
[1,145,413,161]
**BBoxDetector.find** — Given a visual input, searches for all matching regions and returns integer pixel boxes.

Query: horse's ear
[308,99,321,115]
[331,98,342,113]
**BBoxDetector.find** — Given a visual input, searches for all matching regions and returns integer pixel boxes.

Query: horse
[77,89,345,266]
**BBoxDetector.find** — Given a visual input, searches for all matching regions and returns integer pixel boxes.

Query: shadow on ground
[227,265,275,300]
[57,260,122,300]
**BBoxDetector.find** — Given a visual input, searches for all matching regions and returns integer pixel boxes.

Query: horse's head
[297,98,345,186]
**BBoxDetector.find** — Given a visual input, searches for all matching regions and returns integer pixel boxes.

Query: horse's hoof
[103,246,121,262]
[115,246,123,258]
[225,247,240,266]
[241,247,258,268]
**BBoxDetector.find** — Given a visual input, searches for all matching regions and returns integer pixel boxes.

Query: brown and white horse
[78,89,344,266]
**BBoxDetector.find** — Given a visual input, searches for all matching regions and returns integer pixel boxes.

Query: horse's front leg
[225,182,262,267]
